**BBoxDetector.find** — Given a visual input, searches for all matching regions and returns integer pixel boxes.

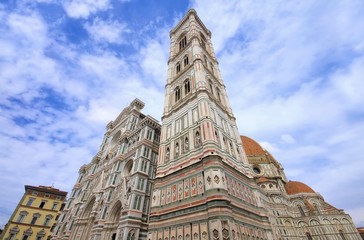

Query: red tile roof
[285,181,315,195]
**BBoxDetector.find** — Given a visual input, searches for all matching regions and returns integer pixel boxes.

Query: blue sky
[1,0,364,228]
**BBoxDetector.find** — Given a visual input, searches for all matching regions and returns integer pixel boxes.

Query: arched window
[339,230,346,240]
[184,55,189,66]
[179,35,187,50]
[200,32,206,49]
[306,232,313,240]
[298,205,305,216]
[184,137,189,151]
[175,142,179,157]
[195,131,201,146]
[229,142,234,156]
[184,79,191,95]
[176,62,181,73]
[223,137,228,151]
[165,147,170,162]
[175,87,181,102]
[209,80,214,95]
[127,230,135,240]
[215,130,220,144]
[216,87,221,101]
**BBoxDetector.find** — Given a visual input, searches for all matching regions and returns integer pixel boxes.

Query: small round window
[253,167,261,174]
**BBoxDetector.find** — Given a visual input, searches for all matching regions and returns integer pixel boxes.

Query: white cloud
[281,134,296,144]
[63,0,111,19]
[193,0,364,226]
[140,39,169,86]
[84,18,129,44]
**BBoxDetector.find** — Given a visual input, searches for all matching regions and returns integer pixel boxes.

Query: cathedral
[52,9,361,240]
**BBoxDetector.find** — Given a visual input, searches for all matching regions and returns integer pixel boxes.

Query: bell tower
[148,9,272,240]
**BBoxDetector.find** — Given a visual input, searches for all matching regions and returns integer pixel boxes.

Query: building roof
[285,181,315,195]
[25,185,67,196]
[241,136,265,155]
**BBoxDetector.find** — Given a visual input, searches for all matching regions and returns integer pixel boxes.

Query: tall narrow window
[16,212,27,223]
[176,62,181,73]
[179,35,187,51]
[184,80,191,95]
[200,33,206,49]
[133,195,142,210]
[39,200,46,209]
[184,137,189,151]
[339,230,346,240]
[175,87,181,102]
[201,40,206,49]
[223,137,228,151]
[30,216,39,225]
[216,88,221,101]
[26,198,34,206]
[43,215,52,226]
[298,205,305,216]
[209,80,214,95]
[215,131,220,144]
[230,142,235,156]
[195,131,201,146]
[175,142,179,157]
[184,55,189,66]
[165,147,170,162]
[51,202,58,210]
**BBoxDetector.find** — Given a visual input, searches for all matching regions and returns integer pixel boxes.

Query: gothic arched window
[298,205,305,216]
[184,137,189,151]
[200,32,206,49]
[165,147,170,162]
[209,80,214,95]
[175,87,181,102]
[195,131,201,146]
[127,230,135,240]
[175,142,179,157]
[216,87,221,101]
[179,35,187,51]
[176,62,181,73]
[306,232,313,240]
[339,230,346,240]
[184,79,191,95]
[215,130,220,145]
[184,55,189,66]
[223,137,228,151]
[229,141,235,156]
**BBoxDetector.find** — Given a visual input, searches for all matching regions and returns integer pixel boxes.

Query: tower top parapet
[170,8,211,37]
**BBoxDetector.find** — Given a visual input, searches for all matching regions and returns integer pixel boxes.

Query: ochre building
[52,9,361,240]
[1,185,67,240]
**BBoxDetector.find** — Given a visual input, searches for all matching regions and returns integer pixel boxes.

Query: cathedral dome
[241,136,265,155]
[285,181,315,195]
